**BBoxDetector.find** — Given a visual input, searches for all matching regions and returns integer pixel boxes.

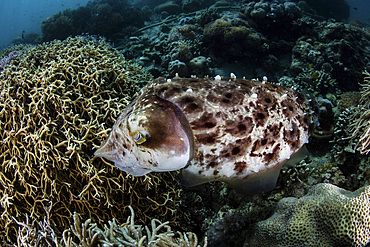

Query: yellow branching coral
[0,36,182,245]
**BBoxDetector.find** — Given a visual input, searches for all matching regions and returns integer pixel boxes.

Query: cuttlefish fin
[225,161,285,196]
[180,162,283,196]
[227,146,309,196]
[180,169,217,188]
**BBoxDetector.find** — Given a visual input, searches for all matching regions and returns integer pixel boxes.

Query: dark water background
[0,0,369,48]
[0,0,89,47]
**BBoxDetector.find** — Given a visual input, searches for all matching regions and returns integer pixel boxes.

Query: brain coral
[247,183,370,247]
[0,36,182,244]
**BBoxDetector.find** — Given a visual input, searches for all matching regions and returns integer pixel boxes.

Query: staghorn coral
[0,36,183,245]
[247,183,370,247]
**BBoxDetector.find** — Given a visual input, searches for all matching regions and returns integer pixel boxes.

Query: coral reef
[243,1,302,22]
[154,1,182,15]
[279,64,339,98]
[0,36,183,245]
[168,59,189,77]
[0,50,21,70]
[203,17,265,61]
[311,97,335,140]
[37,0,370,88]
[205,209,246,247]
[334,71,370,157]
[246,183,370,247]
[290,21,370,92]
[15,206,206,246]
[10,31,41,45]
[182,0,218,12]
[354,71,370,154]
[189,56,210,76]
[9,1,370,246]
[337,91,361,112]
[41,0,146,42]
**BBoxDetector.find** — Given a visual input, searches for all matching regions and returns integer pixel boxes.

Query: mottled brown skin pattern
[150,77,317,183]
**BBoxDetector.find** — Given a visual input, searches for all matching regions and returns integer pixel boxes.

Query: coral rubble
[0,36,183,245]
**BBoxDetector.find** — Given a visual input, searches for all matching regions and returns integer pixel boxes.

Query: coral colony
[0,37,183,245]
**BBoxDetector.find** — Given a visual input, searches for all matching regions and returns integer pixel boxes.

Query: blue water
[347,0,370,23]
[0,0,89,47]
[0,0,369,48]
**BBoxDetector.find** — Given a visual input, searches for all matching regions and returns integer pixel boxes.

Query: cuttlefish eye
[131,131,149,144]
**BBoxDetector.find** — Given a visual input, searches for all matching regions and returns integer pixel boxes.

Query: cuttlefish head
[94,94,194,176]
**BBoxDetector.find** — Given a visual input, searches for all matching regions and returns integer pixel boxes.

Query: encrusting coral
[0,36,183,245]
[247,183,370,247]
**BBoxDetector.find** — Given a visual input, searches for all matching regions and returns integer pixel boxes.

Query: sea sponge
[189,56,209,75]
[247,183,370,247]
[0,36,182,245]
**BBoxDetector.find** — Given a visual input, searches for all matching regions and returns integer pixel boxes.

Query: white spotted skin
[95,77,318,195]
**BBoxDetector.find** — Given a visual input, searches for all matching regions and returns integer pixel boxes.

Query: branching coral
[339,71,370,154]
[279,65,339,96]
[15,206,206,246]
[0,36,183,245]
[95,206,204,247]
